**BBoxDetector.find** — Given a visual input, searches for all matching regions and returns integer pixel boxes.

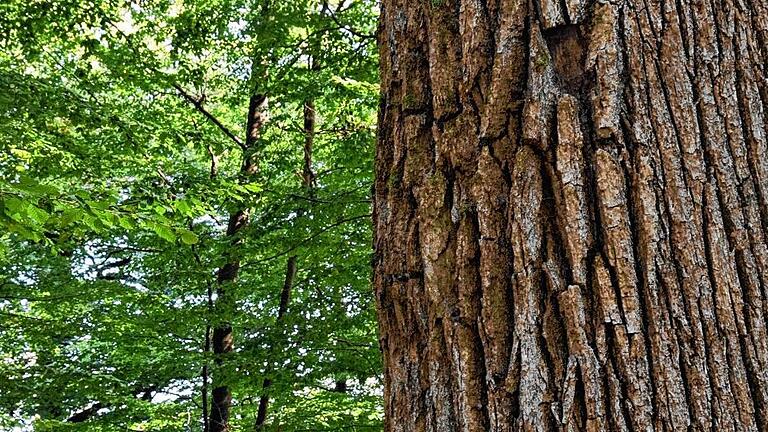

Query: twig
[246,214,370,266]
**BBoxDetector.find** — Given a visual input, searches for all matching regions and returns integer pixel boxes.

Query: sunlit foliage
[0,0,381,430]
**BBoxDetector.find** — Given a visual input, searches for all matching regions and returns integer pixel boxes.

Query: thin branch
[246,214,370,266]
[104,245,163,254]
[67,403,104,422]
[261,188,370,205]
[172,84,246,150]
[321,1,376,40]
[99,17,245,152]
[206,144,219,179]
[0,311,55,323]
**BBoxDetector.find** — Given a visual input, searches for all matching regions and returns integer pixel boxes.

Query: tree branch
[172,84,246,150]
[321,1,376,40]
[246,214,370,266]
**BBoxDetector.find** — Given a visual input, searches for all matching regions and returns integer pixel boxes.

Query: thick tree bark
[209,92,267,432]
[374,0,768,431]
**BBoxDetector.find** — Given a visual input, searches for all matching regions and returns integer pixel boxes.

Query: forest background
[0,0,382,431]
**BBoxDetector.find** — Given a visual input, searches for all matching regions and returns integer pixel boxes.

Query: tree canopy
[0,0,381,430]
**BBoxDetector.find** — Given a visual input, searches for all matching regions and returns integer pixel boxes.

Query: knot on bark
[542,24,588,95]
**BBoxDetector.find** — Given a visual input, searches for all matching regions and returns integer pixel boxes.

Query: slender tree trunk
[255,96,317,429]
[202,280,212,432]
[202,326,211,432]
[255,255,297,429]
[201,159,217,432]
[303,98,317,195]
[209,92,267,432]
[374,0,768,431]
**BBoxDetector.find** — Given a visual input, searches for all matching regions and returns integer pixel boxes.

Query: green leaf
[150,223,176,243]
[118,216,137,230]
[153,204,167,215]
[177,228,199,245]
[59,208,82,225]
[243,183,262,193]
[26,205,49,225]
[15,177,60,196]
[3,197,24,216]
[176,199,192,216]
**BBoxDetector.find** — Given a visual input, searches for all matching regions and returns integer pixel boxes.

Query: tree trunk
[374,0,768,431]
[209,92,267,432]
[303,98,317,195]
[202,277,213,432]
[255,96,316,429]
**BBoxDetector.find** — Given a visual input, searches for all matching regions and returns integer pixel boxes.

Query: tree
[0,0,382,430]
[374,0,768,430]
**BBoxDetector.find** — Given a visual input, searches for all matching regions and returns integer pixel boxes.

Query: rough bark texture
[374,0,768,430]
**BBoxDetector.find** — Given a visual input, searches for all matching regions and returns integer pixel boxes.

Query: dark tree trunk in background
[255,95,316,429]
[303,98,317,195]
[202,281,212,432]
[374,0,768,430]
[209,92,267,432]
[255,255,297,429]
